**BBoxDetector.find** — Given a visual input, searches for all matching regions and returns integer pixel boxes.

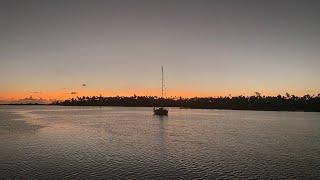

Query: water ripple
[0,106,319,179]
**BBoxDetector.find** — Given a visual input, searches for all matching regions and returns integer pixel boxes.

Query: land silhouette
[52,93,320,112]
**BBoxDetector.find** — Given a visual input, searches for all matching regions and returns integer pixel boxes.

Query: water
[0,105,319,179]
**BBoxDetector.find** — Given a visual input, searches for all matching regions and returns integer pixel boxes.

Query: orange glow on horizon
[0,89,225,102]
[0,88,316,102]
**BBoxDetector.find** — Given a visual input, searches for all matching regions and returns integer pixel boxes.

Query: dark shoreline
[0,103,50,106]
[1,94,320,112]
[1,103,319,112]
[53,95,320,112]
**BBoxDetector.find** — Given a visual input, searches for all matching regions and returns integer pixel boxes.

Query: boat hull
[153,108,168,116]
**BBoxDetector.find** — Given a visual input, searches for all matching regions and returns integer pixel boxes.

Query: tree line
[52,93,320,111]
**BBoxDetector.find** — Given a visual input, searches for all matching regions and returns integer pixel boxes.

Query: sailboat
[153,66,168,116]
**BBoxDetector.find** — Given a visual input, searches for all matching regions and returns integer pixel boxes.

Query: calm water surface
[0,105,319,179]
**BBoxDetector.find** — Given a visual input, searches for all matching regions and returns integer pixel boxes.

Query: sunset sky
[1,0,320,102]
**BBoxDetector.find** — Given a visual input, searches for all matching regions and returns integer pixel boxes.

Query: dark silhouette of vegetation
[52,93,320,112]
[1,103,45,105]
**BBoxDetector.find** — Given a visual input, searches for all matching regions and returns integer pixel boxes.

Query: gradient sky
[1,0,320,101]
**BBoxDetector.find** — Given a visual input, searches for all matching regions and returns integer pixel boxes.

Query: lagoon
[0,105,319,179]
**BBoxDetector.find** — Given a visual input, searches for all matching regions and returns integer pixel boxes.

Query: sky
[1,0,320,102]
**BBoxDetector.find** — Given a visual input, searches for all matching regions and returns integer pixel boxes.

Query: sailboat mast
[161,66,164,98]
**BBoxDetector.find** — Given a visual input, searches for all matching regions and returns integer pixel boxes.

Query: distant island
[50,94,320,112]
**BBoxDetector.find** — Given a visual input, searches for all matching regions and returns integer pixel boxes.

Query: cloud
[27,91,42,94]
[23,96,37,100]
[0,96,53,104]
[64,91,78,95]
[12,96,50,104]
